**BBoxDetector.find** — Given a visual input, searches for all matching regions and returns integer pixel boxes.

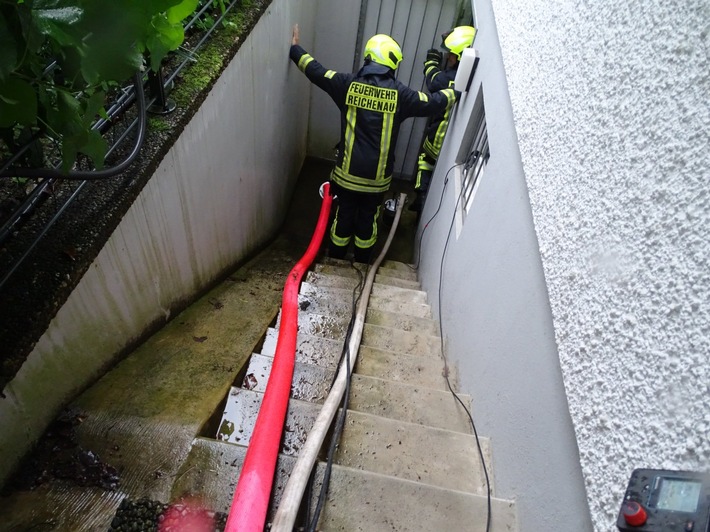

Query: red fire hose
[224,183,333,532]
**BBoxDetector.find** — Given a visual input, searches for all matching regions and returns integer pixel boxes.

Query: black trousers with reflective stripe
[329,183,384,263]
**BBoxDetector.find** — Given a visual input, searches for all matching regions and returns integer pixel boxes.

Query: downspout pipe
[224,184,333,532]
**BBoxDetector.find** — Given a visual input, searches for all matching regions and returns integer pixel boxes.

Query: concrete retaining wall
[0,0,316,487]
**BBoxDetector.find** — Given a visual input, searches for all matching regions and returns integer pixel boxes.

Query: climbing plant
[0,0,199,172]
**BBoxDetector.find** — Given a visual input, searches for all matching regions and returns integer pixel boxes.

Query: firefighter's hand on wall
[292,24,300,46]
[426,48,442,65]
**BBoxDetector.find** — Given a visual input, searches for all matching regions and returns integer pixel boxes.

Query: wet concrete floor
[0,158,419,531]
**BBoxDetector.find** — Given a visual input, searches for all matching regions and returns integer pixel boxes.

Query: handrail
[224,183,333,532]
[271,193,407,531]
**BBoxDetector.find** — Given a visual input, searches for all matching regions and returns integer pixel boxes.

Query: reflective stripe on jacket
[290,44,457,193]
[422,58,457,160]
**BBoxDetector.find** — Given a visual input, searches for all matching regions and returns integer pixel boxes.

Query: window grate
[458,90,489,219]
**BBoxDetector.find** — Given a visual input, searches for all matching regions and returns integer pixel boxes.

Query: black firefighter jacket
[290,44,458,194]
[422,57,458,161]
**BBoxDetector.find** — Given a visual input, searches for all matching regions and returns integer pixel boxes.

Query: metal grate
[459,91,489,218]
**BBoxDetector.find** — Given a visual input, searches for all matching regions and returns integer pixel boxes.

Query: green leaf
[143,0,185,15]
[30,1,83,49]
[80,41,143,84]
[15,8,45,56]
[0,78,37,127]
[58,89,80,115]
[81,90,105,126]
[60,131,81,172]
[55,89,83,139]
[146,33,170,71]
[33,5,82,26]
[166,0,198,24]
[81,129,108,169]
[0,14,19,80]
[152,14,185,50]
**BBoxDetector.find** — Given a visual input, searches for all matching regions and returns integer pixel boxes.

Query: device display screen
[655,478,702,512]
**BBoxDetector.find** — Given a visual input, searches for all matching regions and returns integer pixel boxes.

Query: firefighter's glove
[425,48,442,65]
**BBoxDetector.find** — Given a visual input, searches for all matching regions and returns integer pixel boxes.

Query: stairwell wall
[418,0,709,531]
[416,1,592,530]
[0,0,316,488]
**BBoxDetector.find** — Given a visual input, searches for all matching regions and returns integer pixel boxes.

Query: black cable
[436,170,492,532]
[409,162,462,270]
[407,157,492,531]
[306,260,366,532]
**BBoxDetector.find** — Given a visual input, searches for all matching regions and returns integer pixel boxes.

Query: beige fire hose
[270,193,407,531]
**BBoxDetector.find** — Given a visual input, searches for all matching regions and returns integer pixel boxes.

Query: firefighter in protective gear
[290,25,458,263]
[410,25,477,214]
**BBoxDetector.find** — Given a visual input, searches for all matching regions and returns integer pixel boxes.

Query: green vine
[0,0,199,172]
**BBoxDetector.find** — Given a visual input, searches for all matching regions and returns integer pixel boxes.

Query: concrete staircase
[172,258,518,531]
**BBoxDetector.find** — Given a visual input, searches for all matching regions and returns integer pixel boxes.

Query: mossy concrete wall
[0,0,317,488]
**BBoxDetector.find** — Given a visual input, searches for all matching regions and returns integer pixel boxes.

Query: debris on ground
[4,408,119,492]
[109,498,228,532]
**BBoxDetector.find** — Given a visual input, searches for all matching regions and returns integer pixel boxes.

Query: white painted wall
[0,0,316,487]
[419,0,710,530]
[305,0,362,161]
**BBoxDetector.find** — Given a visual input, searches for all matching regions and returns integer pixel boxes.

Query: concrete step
[354,347,454,391]
[217,387,320,455]
[363,307,439,336]
[278,309,440,344]
[262,329,452,390]
[300,282,431,318]
[243,352,335,403]
[263,327,349,367]
[171,438,517,532]
[274,307,441,357]
[320,256,419,282]
[171,437,295,524]
[333,409,493,495]
[381,259,418,273]
[361,322,441,357]
[315,261,418,282]
[294,297,439,336]
[314,263,420,287]
[306,271,421,292]
[265,316,441,358]
[347,374,473,434]
[303,272,429,306]
[314,464,517,532]
[243,353,472,433]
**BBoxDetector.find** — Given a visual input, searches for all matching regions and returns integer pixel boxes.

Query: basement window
[456,88,489,219]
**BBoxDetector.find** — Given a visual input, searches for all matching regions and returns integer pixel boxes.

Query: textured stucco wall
[416,0,592,529]
[491,0,710,530]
